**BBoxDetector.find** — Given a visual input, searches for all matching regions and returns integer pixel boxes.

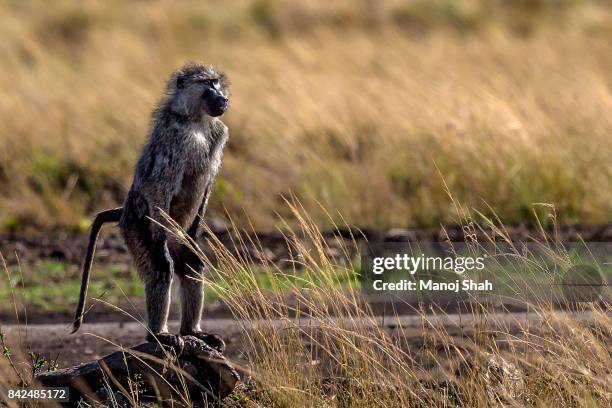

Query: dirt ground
[1,223,609,371]
[1,311,592,369]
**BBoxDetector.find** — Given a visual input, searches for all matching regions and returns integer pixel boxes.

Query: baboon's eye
[198,78,220,90]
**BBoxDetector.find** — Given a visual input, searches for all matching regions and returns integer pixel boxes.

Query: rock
[36,336,239,406]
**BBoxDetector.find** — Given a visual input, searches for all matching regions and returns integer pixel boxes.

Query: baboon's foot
[146,332,185,352]
[183,331,226,353]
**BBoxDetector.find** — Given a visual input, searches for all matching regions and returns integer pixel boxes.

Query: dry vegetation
[183,203,611,407]
[2,204,610,407]
[1,0,611,232]
[1,3,610,406]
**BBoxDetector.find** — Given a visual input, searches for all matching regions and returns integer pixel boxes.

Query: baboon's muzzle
[207,96,228,117]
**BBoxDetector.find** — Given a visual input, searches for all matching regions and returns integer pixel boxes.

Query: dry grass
[171,202,610,407]
[1,201,611,406]
[0,0,611,232]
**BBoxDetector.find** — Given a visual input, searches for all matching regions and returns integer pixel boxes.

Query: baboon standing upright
[72,63,230,350]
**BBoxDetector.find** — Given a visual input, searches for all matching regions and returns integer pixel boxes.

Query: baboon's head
[169,63,229,120]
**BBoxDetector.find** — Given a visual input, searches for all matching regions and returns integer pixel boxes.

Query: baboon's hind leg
[144,275,173,335]
[142,258,182,348]
[125,225,179,348]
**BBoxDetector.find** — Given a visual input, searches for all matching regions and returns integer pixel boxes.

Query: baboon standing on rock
[72,63,229,351]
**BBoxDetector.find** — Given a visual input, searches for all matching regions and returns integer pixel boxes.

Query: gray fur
[72,63,229,348]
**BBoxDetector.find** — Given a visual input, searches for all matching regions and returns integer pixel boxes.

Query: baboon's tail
[71,207,123,334]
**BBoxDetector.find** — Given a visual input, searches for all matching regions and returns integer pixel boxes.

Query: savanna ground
[1,1,611,406]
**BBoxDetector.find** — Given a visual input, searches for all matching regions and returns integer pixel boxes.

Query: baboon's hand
[153,240,174,283]
[157,260,174,283]
[180,245,204,274]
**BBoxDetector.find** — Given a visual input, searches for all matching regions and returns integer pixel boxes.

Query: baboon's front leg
[177,272,204,334]
[176,247,225,353]
[176,205,206,336]
[174,199,226,353]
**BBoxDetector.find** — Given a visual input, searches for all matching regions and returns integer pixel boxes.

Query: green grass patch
[0,261,144,313]
[0,261,360,314]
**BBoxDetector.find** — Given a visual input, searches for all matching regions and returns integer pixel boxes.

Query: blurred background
[1,0,611,233]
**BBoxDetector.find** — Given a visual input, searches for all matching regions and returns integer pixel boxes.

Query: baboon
[72,63,230,351]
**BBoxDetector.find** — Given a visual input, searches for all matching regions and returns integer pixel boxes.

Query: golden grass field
[0,3,611,406]
[0,0,611,232]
